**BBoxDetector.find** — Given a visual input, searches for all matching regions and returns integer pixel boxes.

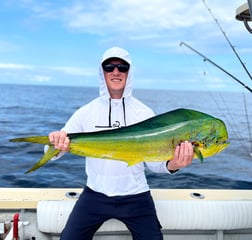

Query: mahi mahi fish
[10,108,229,173]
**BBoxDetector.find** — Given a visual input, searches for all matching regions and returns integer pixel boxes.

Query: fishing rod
[180,41,252,93]
[202,0,252,81]
[243,93,252,155]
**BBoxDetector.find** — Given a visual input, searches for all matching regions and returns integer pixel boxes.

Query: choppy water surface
[1,84,252,189]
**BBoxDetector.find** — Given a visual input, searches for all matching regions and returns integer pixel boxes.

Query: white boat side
[1,188,252,240]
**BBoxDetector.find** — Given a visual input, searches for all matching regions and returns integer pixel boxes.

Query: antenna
[202,0,252,81]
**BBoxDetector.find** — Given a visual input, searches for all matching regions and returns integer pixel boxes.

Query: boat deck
[1,188,252,209]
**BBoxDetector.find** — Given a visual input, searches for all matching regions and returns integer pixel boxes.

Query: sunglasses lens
[103,64,129,73]
[103,64,115,72]
[117,64,129,72]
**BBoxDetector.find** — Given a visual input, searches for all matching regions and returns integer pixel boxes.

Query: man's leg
[115,191,163,240]
[122,213,163,240]
[60,188,109,240]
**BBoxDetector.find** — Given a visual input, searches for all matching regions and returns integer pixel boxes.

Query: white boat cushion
[37,200,252,233]
[37,200,128,233]
[156,200,252,230]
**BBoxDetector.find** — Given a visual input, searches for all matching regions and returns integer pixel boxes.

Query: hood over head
[99,47,133,99]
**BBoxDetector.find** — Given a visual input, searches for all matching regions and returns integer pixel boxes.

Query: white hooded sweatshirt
[62,47,169,196]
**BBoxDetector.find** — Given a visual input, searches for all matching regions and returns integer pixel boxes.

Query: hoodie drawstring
[108,98,112,127]
[95,97,126,128]
[108,97,127,127]
[122,97,127,126]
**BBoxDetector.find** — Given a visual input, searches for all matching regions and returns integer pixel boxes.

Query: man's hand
[49,131,70,152]
[167,141,193,172]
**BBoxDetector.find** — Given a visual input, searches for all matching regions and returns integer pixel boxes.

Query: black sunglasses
[103,63,130,73]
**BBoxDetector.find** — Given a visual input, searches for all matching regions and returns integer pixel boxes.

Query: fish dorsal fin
[147,108,213,125]
[68,108,215,137]
[123,108,215,132]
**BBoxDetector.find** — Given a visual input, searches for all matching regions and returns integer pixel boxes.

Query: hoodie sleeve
[145,161,169,173]
[145,161,178,174]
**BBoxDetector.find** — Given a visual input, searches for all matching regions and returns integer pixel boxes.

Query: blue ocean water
[1,84,252,189]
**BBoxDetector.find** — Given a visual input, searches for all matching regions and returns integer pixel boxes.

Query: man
[49,47,193,240]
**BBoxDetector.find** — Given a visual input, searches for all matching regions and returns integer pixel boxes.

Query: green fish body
[10,108,229,173]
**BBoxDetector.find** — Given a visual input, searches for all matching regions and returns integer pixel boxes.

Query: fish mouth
[220,139,230,146]
[223,141,230,148]
[216,140,230,153]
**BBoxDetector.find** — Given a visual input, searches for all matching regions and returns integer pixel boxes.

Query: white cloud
[7,0,248,53]
[11,0,248,58]
[1,0,250,92]
[58,1,209,34]
[33,75,51,82]
[0,63,33,69]
[48,66,96,77]
[14,0,245,34]
[0,62,95,77]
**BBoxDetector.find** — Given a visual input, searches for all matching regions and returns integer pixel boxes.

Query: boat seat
[37,199,252,234]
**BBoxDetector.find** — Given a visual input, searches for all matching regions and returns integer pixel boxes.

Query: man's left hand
[167,141,193,172]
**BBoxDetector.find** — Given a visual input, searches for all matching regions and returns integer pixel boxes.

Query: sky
[0,0,252,92]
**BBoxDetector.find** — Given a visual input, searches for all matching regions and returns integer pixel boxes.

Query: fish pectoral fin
[193,146,204,163]
[25,146,60,173]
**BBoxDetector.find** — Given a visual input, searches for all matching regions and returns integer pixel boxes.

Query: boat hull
[1,188,252,240]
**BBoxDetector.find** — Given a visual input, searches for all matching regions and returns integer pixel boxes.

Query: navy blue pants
[60,187,163,240]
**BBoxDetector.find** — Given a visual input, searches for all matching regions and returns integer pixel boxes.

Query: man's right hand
[49,131,70,152]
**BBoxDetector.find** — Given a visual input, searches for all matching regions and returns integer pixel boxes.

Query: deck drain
[190,192,205,199]
[65,191,80,199]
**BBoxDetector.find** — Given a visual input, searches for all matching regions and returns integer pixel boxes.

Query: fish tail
[25,146,61,173]
[10,136,50,145]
